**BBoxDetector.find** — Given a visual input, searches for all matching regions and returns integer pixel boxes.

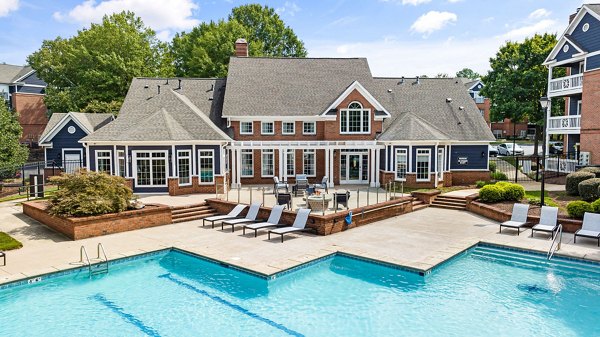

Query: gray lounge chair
[499,203,529,235]
[531,206,559,239]
[268,208,312,242]
[243,204,285,237]
[314,176,328,193]
[293,174,309,196]
[273,176,289,193]
[221,202,262,232]
[202,204,247,228]
[574,212,600,246]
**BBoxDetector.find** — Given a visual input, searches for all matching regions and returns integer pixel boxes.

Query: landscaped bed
[0,232,23,250]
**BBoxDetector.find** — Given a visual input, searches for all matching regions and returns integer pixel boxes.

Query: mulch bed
[487,190,582,219]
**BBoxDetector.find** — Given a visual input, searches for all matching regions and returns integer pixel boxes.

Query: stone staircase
[430,195,467,210]
[411,198,429,211]
[171,203,218,223]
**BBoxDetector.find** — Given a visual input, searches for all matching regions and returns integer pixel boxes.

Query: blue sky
[0,0,591,76]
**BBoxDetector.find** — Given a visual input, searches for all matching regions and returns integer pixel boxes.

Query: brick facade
[11,93,48,144]
[168,176,218,195]
[477,98,491,128]
[580,69,600,164]
[451,171,491,185]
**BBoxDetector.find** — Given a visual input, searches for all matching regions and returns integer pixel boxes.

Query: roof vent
[157,85,161,95]
[178,79,182,90]
[398,76,405,85]
[414,76,420,85]
[166,79,169,85]
[144,85,149,89]
[446,98,452,103]
[387,89,393,93]
[459,106,465,110]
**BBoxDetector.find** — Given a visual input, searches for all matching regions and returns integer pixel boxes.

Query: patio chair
[574,212,600,246]
[221,202,262,232]
[530,206,559,239]
[243,204,286,237]
[273,176,289,193]
[333,191,351,210]
[268,208,313,243]
[202,204,247,228]
[293,175,310,197]
[276,192,292,210]
[499,203,530,235]
[314,176,328,193]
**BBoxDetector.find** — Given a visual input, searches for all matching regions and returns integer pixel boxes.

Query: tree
[481,33,563,155]
[0,102,28,178]
[172,4,307,77]
[456,68,480,80]
[436,73,449,78]
[28,11,173,115]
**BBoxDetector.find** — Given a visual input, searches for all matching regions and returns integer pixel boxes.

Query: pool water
[1,245,599,337]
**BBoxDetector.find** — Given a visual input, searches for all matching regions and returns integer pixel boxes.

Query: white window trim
[198,149,215,185]
[395,148,407,181]
[132,150,169,187]
[240,121,253,135]
[116,150,126,177]
[261,149,275,177]
[60,148,83,169]
[177,149,192,186]
[302,121,316,135]
[577,100,582,115]
[416,149,431,182]
[261,121,275,135]
[303,149,317,177]
[95,150,113,175]
[282,121,295,135]
[241,149,254,178]
[437,148,444,181]
[286,149,295,176]
[340,102,371,135]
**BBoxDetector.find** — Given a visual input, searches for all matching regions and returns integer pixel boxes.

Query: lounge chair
[273,176,289,193]
[221,202,262,232]
[276,192,292,210]
[530,206,559,239]
[574,212,600,246]
[268,208,312,242]
[202,204,247,228]
[499,203,530,235]
[293,174,309,196]
[314,176,328,193]
[243,204,286,237]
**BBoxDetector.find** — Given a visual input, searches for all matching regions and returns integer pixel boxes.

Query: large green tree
[482,33,563,154]
[456,68,480,80]
[172,4,307,77]
[0,102,28,178]
[28,11,173,115]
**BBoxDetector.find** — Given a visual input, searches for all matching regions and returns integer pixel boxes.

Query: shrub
[566,200,592,218]
[476,180,490,188]
[527,197,542,206]
[591,198,600,213]
[478,185,504,203]
[488,161,497,172]
[578,166,600,178]
[48,170,133,217]
[578,178,600,201]
[502,183,525,201]
[490,171,508,181]
[565,171,595,196]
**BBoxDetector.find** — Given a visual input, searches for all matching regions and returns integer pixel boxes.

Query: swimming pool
[1,245,599,336]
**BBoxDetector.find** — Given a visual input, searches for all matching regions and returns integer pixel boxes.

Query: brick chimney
[235,38,248,57]
[569,7,581,23]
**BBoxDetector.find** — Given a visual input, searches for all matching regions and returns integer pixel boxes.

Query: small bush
[566,171,595,196]
[479,185,504,203]
[591,198,600,213]
[502,183,525,201]
[579,166,600,178]
[578,178,600,201]
[476,180,490,188]
[527,197,542,206]
[48,170,133,217]
[567,200,592,218]
[488,161,497,172]
[490,171,508,181]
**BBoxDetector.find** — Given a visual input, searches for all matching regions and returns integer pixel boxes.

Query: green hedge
[591,198,600,213]
[490,171,508,181]
[478,182,525,203]
[578,178,600,201]
[579,166,600,178]
[489,161,497,172]
[565,171,595,196]
[479,185,504,203]
[566,200,592,218]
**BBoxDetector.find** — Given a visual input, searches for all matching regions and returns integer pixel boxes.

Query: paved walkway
[1,200,599,285]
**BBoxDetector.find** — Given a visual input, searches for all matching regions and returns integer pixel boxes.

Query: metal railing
[547,224,563,260]
[548,115,581,133]
[548,74,583,96]
[79,246,92,276]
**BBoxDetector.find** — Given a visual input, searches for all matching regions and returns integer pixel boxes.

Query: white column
[370,148,376,187]
[278,148,284,180]
[230,148,237,187]
[545,66,553,157]
[125,145,129,178]
[408,145,413,173]
[375,148,380,187]
[329,149,335,187]
[171,145,176,178]
[236,148,242,187]
[325,148,329,182]
[283,148,288,182]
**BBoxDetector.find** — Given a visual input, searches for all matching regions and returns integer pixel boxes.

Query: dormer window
[340,102,370,134]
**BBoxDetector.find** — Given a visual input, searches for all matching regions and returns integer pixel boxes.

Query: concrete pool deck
[0,199,599,285]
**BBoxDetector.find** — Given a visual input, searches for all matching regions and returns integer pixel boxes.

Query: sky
[0,0,594,77]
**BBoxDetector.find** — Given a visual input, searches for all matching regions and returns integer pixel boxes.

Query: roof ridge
[231,56,367,60]
[170,89,232,141]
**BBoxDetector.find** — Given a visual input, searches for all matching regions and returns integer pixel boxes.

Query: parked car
[497,143,524,156]
[488,145,498,157]
[549,141,564,154]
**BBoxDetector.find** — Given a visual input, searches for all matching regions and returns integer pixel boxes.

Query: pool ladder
[547,224,563,260]
[79,243,109,277]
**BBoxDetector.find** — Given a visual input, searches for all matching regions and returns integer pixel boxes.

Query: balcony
[548,115,580,134]
[548,74,583,97]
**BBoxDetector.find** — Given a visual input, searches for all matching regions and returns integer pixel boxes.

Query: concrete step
[435,196,467,203]
[430,203,466,210]
[172,209,215,219]
[172,212,218,223]
[432,200,467,207]
[413,204,429,211]
[172,205,211,215]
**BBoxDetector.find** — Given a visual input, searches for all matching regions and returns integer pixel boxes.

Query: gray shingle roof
[586,4,600,16]
[0,64,32,84]
[82,78,231,142]
[373,77,495,141]
[39,112,113,141]
[222,57,374,117]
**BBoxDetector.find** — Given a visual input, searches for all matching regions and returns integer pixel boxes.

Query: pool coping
[2,241,599,290]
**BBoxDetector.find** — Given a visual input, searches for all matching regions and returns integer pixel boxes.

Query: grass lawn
[524,190,559,207]
[0,232,23,250]
[0,186,58,203]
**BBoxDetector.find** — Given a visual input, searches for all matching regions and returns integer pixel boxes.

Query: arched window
[340,101,370,134]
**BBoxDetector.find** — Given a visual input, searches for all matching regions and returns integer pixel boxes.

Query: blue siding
[17,85,44,95]
[471,82,483,92]
[555,41,577,62]
[450,145,488,170]
[571,13,600,54]
[379,149,386,171]
[412,146,435,171]
[569,97,582,115]
[44,120,87,167]
[21,72,47,87]
[586,54,600,71]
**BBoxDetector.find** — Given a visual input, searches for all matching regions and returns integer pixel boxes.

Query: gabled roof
[0,64,33,84]
[463,79,483,91]
[39,112,114,144]
[81,78,231,143]
[379,113,451,141]
[222,57,374,117]
[320,80,390,117]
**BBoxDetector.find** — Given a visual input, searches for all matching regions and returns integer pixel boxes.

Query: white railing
[546,157,578,173]
[548,74,583,96]
[548,115,581,133]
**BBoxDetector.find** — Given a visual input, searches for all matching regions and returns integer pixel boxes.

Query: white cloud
[379,0,431,5]
[329,16,360,27]
[482,16,494,24]
[447,0,464,3]
[528,8,551,20]
[0,0,20,17]
[276,1,300,17]
[410,11,457,36]
[500,19,558,40]
[53,0,200,33]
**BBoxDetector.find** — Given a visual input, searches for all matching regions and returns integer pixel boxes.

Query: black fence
[491,153,578,183]
[0,160,85,186]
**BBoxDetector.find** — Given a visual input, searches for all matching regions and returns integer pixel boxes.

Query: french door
[340,152,369,184]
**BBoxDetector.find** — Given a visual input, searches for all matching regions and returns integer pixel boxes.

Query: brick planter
[22,201,172,240]
[411,190,441,204]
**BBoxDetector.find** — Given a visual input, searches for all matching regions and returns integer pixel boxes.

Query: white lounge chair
[530,206,559,239]
[499,203,530,235]
[202,204,247,228]
[243,204,285,237]
[574,212,600,246]
[221,202,262,232]
[268,208,313,242]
